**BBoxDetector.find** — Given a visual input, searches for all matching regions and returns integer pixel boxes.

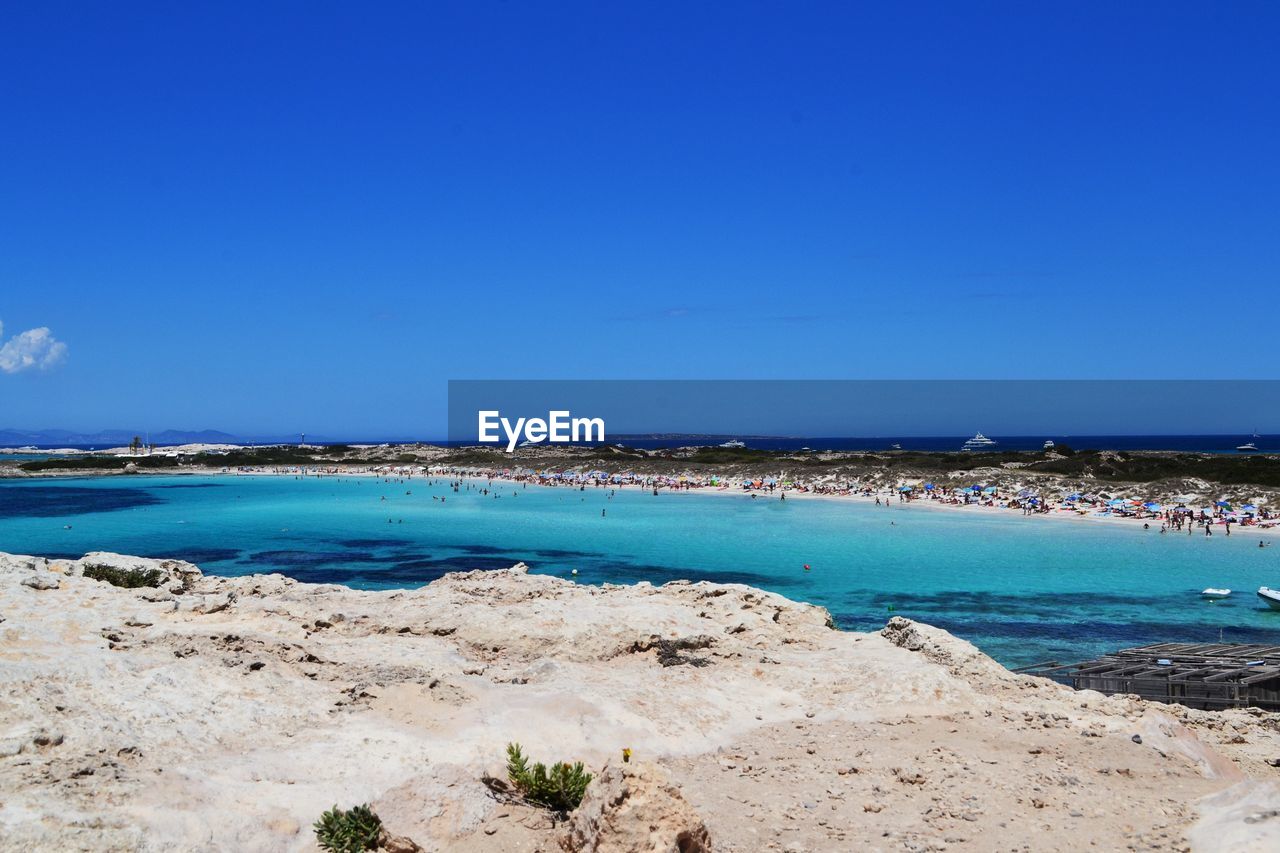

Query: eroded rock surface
[560,761,710,853]
[1,551,1278,851]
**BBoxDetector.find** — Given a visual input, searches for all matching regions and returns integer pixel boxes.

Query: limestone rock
[378,828,425,852]
[881,616,924,651]
[0,553,40,574]
[560,761,712,853]
[20,573,60,591]
[2,549,1279,851]
[75,552,203,587]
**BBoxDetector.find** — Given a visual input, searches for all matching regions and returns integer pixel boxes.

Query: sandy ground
[3,551,1280,851]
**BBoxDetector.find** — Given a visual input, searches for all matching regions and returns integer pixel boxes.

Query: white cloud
[0,320,68,374]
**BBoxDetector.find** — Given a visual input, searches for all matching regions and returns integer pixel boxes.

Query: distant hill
[0,428,243,447]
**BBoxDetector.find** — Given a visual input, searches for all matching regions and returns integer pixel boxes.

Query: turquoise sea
[2,474,1278,668]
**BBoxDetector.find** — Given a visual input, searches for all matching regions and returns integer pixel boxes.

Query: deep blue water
[1,474,1278,668]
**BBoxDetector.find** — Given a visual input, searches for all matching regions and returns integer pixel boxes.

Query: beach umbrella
[924,483,934,490]
[1107,499,1127,507]
[899,485,912,492]
[1065,492,1083,501]
[1242,504,1258,512]
[1144,502,1162,511]
[1216,500,1231,507]
[982,486,997,494]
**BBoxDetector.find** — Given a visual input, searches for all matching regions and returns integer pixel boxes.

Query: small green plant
[313,804,382,852]
[82,565,165,588]
[506,742,593,812]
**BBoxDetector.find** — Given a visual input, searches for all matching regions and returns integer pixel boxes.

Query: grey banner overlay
[447,380,1280,446]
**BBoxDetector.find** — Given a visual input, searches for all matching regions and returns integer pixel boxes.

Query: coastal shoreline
[8,462,1274,541]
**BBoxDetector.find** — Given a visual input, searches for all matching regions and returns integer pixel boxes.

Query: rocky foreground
[2,553,1279,852]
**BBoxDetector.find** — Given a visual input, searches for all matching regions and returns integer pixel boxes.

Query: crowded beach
[207,459,1280,534]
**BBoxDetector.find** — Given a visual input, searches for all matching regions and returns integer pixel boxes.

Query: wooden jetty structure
[1016,642,1280,711]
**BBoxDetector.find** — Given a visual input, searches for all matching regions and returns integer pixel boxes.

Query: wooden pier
[1017,643,1280,711]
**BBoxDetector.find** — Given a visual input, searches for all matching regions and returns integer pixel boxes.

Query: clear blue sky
[1,2,1277,438]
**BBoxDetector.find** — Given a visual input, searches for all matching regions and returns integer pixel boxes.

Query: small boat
[1043,439,1055,450]
[719,439,746,449]
[1201,588,1231,599]
[889,443,902,450]
[1237,442,1259,452]
[961,432,998,451]
[1258,587,1280,610]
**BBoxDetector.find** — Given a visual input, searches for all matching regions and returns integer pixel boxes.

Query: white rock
[560,761,712,852]
[20,573,60,591]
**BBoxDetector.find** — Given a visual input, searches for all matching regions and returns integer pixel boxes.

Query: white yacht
[1236,442,1259,452]
[961,432,998,451]
[719,439,746,449]
[1258,587,1280,610]
[1043,439,1055,450]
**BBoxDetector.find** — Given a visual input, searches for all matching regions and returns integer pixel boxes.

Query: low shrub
[313,804,382,852]
[506,742,593,812]
[82,564,165,588]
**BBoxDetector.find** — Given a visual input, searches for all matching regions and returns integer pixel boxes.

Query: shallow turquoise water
[2,474,1278,667]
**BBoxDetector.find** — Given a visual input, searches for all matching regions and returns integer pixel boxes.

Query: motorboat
[1258,587,1280,610]
[1201,588,1231,599]
[719,440,746,449]
[889,443,902,450]
[1237,442,1259,452]
[961,432,998,451]
[1043,440,1055,450]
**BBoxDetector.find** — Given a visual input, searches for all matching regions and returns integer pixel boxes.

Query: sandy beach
[9,447,1276,539]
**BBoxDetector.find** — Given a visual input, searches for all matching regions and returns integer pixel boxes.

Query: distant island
[0,428,247,447]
